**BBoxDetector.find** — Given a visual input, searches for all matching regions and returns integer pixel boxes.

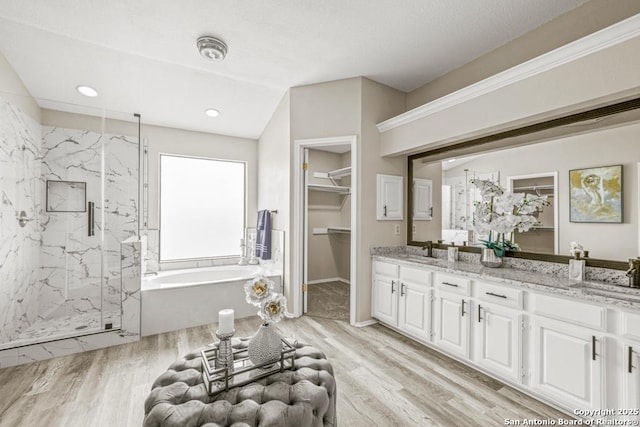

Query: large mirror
[409,101,640,264]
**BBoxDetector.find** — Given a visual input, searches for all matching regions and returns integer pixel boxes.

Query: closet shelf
[327,227,351,234]
[327,166,351,179]
[312,226,351,235]
[308,184,350,194]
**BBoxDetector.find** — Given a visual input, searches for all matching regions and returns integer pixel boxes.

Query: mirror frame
[407,97,640,271]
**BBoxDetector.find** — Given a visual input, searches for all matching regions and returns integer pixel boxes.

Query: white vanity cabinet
[434,273,471,358]
[529,293,605,411]
[397,265,433,342]
[370,255,640,417]
[621,312,640,411]
[623,340,640,411]
[372,260,399,326]
[372,260,433,340]
[376,174,403,220]
[474,281,524,383]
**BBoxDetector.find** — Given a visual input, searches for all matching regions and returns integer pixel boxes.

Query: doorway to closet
[292,136,357,325]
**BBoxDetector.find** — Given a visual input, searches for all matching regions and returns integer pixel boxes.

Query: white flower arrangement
[244,276,291,324]
[470,178,551,256]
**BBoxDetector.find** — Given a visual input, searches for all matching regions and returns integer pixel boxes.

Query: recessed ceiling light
[448,158,456,163]
[76,85,98,97]
[205,108,220,118]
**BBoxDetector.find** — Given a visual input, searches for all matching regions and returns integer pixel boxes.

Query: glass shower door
[38,106,109,339]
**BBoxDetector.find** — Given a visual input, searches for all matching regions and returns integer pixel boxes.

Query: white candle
[218,309,234,334]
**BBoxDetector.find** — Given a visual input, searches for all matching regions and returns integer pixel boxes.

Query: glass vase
[248,323,282,367]
[480,248,503,268]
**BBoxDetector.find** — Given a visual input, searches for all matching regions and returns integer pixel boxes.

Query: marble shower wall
[0,93,139,348]
[0,96,43,343]
[40,126,138,325]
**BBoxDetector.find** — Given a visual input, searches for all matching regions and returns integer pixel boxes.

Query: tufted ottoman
[143,337,337,427]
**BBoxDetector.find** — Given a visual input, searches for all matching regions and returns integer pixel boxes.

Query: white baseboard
[354,319,378,328]
[307,277,350,285]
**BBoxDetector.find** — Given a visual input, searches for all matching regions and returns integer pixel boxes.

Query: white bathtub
[141,265,282,336]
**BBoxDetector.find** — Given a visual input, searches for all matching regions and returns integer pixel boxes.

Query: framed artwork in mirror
[46,180,87,212]
[569,165,622,223]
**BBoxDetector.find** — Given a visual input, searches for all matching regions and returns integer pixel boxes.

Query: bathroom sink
[398,254,440,264]
[570,282,640,303]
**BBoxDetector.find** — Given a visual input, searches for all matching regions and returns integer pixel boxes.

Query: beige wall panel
[257,93,292,301]
[407,0,640,109]
[357,78,407,322]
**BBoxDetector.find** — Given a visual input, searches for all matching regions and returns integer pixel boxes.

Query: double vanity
[371,249,640,420]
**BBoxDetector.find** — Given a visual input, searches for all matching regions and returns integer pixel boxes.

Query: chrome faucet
[626,258,640,288]
[423,240,433,258]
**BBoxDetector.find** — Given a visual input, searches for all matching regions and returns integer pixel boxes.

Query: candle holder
[215,330,235,370]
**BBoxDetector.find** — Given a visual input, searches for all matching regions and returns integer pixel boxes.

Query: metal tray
[200,338,296,395]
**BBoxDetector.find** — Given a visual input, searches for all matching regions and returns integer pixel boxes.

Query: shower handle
[17,210,32,228]
[88,202,95,236]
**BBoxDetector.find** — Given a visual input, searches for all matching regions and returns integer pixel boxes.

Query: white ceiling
[0,0,588,139]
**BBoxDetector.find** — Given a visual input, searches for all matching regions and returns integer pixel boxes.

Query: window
[160,154,245,261]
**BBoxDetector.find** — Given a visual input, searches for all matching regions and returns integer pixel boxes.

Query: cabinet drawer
[400,265,431,286]
[531,293,606,331]
[374,260,399,278]
[476,281,523,309]
[621,311,640,341]
[436,273,470,296]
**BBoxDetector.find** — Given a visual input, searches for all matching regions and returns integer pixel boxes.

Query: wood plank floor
[0,316,570,427]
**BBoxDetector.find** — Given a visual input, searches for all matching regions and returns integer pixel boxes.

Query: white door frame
[508,171,559,254]
[292,135,357,325]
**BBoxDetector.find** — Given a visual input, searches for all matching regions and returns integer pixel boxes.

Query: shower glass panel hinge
[303,162,308,171]
[302,283,308,292]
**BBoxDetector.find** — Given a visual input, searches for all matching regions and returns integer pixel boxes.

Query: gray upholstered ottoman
[143,337,337,427]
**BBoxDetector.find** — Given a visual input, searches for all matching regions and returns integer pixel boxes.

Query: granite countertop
[373,253,640,310]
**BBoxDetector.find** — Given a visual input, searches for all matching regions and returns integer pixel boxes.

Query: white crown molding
[377,13,640,133]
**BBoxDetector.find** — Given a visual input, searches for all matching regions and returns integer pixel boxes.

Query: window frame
[158,153,247,262]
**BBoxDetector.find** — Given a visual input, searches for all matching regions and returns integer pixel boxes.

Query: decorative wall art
[569,165,622,223]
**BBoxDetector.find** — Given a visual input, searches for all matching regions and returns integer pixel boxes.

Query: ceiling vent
[197,36,228,61]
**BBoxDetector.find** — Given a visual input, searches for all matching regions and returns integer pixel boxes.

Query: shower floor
[0,310,121,351]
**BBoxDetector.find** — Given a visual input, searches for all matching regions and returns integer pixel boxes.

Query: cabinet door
[623,341,640,413]
[398,282,432,342]
[376,174,403,220]
[372,276,398,326]
[435,291,470,358]
[413,178,433,220]
[530,317,603,410]
[475,303,522,383]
